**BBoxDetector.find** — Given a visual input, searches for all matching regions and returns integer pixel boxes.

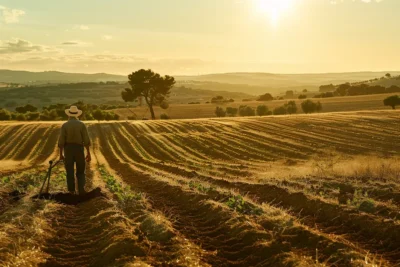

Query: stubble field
[0,110,399,266]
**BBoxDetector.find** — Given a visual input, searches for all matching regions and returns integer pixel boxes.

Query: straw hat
[65,106,83,117]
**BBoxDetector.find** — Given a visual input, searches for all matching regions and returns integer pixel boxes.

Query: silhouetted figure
[58,106,91,195]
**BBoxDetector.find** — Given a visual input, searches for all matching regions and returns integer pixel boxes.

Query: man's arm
[58,124,65,161]
[82,123,91,162]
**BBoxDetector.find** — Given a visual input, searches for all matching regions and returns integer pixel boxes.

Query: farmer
[58,106,91,195]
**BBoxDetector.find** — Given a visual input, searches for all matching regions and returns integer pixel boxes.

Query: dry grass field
[113,93,394,120]
[0,110,399,266]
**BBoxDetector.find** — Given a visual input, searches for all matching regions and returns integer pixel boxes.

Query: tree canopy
[383,95,400,109]
[122,69,175,120]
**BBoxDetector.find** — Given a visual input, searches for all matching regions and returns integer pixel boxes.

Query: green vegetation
[0,101,120,121]
[383,95,400,109]
[238,105,255,116]
[256,105,272,116]
[301,100,322,114]
[257,93,273,101]
[346,189,376,213]
[215,106,226,117]
[225,194,263,215]
[226,107,238,117]
[99,166,142,203]
[189,181,215,193]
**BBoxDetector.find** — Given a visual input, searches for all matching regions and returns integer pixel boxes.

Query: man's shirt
[58,118,91,147]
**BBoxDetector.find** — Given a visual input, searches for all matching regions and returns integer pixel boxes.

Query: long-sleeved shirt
[58,118,91,147]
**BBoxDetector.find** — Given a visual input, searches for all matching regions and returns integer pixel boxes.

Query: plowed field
[0,110,399,266]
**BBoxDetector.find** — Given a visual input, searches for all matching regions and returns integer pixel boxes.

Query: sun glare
[254,0,295,26]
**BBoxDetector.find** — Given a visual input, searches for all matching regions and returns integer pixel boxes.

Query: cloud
[0,39,45,54]
[0,5,25,24]
[102,35,113,40]
[74,24,90,30]
[61,41,91,47]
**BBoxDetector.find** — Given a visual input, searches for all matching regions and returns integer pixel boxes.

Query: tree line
[215,100,322,117]
[0,101,120,121]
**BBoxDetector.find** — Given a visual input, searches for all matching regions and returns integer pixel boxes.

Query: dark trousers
[64,144,85,194]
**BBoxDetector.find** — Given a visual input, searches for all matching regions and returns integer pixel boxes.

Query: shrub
[238,105,255,116]
[257,93,273,101]
[273,106,287,115]
[298,94,307,99]
[92,109,105,121]
[15,104,37,114]
[215,106,226,117]
[225,107,238,117]
[26,112,40,121]
[15,113,26,121]
[383,95,400,109]
[301,100,322,114]
[0,108,12,120]
[256,105,271,116]
[160,113,170,120]
[285,101,298,114]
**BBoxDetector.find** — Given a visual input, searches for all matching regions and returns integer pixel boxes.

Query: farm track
[0,110,399,266]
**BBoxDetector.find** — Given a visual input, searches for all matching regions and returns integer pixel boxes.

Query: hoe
[34,160,104,205]
[38,160,62,199]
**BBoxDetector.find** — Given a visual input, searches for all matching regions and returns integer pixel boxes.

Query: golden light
[253,0,295,26]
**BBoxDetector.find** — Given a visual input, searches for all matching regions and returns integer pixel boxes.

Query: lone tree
[121,69,175,120]
[383,95,400,109]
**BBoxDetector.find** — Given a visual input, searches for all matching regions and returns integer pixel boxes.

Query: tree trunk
[149,105,156,120]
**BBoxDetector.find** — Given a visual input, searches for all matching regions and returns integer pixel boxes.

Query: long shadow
[32,187,107,205]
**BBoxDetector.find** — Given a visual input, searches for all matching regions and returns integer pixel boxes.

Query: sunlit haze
[0,0,398,75]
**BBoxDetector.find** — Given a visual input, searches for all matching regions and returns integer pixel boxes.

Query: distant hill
[2,69,400,96]
[176,72,400,93]
[0,70,126,84]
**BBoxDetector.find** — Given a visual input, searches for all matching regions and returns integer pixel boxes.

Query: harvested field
[0,110,399,266]
[113,94,395,120]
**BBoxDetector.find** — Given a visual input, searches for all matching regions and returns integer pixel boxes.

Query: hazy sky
[0,0,398,75]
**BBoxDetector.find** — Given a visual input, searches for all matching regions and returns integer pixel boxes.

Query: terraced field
[0,110,399,266]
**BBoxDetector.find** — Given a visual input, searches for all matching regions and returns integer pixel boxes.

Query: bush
[257,93,273,101]
[226,107,238,117]
[298,94,307,99]
[15,104,37,114]
[215,106,226,117]
[285,101,298,114]
[15,113,26,121]
[26,112,40,121]
[273,106,287,115]
[301,100,322,114]
[256,105,271,116]
[92,109,105,121]
[0,108,11,120]
[238,105,255,116]
[160,113,170,120]
[383,95,400,109]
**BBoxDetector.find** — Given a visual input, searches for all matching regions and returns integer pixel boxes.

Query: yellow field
[114,93,394,120]
[0,110,399,266]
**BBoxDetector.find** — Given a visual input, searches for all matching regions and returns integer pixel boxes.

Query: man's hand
[60,154,65,161]
[86,153,92,162]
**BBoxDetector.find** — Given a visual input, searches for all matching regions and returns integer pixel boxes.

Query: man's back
[59,118,91,147]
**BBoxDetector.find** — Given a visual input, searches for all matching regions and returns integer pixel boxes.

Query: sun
[253,0,295,26]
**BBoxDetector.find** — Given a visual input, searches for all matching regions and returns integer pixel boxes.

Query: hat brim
[65,109,83,117]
